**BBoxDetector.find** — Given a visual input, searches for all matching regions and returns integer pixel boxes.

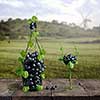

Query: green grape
[36,85,43,91]
[22,86,29,92]
[22,71,29,78]
[41,73,45,79]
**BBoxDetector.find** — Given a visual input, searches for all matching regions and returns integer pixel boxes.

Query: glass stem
[69,69,72,89]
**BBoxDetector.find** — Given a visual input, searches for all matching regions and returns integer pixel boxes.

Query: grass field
[0,37,100,79]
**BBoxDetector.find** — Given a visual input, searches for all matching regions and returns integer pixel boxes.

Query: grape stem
[25,33,32,53]
[35,37,41,52]
[25,21,42,55]
[69,68,72,89]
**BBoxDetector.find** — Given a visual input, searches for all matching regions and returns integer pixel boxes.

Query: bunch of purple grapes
[63,54,77,65]
[30,22,37,30]
[23,51,46,91]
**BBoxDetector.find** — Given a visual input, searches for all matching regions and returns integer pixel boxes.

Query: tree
[8,18,12,22]
[51,20,58,24]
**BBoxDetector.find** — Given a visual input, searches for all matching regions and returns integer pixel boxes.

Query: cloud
[39,0,85,15]
[39,13,81,24]
[90,0,98,5]
[0,0,100,28]
[0,0,24,8]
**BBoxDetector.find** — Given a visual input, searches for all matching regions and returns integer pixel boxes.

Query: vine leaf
[38,48,46,60]
[58,56,63,61]
[60,47,63,51]
[68,61,74,69]
[40,48,46,55]
[20,50,26,57]
[37,54,42,60]
[32,31,39,37]
[32,16,38,22]
[16,67,23,77]
[28,19,32,24]
[28,40,33,47]
[18,57,24,63]
[38,54,44,61]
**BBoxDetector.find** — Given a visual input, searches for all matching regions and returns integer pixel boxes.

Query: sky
[0,0,100,28]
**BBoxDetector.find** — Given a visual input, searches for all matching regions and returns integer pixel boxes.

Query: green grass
[0,37,100,79]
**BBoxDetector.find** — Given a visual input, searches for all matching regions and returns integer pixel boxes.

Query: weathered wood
[0,79,100,97]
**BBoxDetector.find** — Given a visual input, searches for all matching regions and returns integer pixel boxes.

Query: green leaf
[58,57,63,61]
[28,40,33,47]
[38,54,44,60]
[16,67,23,76]
[68,61,74,69]
[40,48,46,55]
[18,57,24,63]
[20,50,26,57]
[36,31,39,35]
[32,16,38,22]
[60,47,63,51]
[28,19,32,24]
[37,48,45,60]
[32,31,39,37]
[41,54,45,59]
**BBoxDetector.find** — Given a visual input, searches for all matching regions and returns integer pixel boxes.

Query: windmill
[79,11,92,30]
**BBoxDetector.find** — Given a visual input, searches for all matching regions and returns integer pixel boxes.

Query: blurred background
[0,0,100,79]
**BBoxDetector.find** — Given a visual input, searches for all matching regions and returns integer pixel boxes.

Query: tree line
[0,18,100,40]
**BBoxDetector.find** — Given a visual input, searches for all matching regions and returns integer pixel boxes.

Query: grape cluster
[63,54,77,65]
[22,51,46,91]
[30,22,37,30]
[46,85,57,90]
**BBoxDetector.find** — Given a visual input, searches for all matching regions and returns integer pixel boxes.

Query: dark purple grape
[22,51,46,91]
[63,54,77,65]
[30,22,35,29]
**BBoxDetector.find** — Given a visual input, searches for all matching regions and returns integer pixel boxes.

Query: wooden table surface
[0,79,100,99]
